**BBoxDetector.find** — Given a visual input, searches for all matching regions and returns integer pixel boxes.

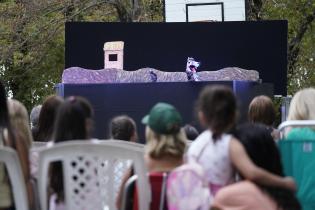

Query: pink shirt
[212,181,278,210]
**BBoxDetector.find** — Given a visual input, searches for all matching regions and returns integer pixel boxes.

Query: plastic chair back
[278,120,315,210]
[0,147,29,210]
[37,140,150,210]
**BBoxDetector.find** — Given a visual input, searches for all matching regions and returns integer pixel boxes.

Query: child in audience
[142,102,186,173]
[35,95,63,142]
[0,82,34,210]
[248,95,280,140]
[286,88,315,140]
[212,123,301,210]
[119,102,187,210]
[49,96,94,210]
[109,115,138,142]
[187,85,295,197]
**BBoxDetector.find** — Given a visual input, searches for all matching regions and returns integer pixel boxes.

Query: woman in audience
[286,88,315,140]
[212,123,301,210]
[49,96,93,210]
[248,95,280,140]
[109,115,138,142]
[0,82,34,209]
[187,85,295,197]
[35,95,63,142]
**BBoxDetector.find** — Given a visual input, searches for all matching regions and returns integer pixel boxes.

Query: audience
[248,95,280,140]
[187,85,295,198]
[49,96,94,210]
[109,115,138,142]
[212,123,301,210]
[3,81,313,210]
[30,104,42,140]
[35,95,63,142]
[0,82,34,209]
[286,88,315,140]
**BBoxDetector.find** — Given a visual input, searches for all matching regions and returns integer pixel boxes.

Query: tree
[0,0,163,111]
[247,0,315,95]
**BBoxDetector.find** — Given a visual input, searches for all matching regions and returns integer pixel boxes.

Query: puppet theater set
[55,21,287,141]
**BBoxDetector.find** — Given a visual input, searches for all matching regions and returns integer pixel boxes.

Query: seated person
[118,102,187,210]
[212,123,301,210]
[109,115,138,142]
[286,88,315,140]
[49,96,94,210]
[248,95,280,140]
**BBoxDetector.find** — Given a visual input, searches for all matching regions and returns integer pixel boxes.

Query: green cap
[142,102,182,134]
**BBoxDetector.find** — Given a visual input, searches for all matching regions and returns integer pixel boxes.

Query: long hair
[53,96,93,142]
[197,85,237,141]
[50,96,93,203]
[0,81,9,129]
[233,123,301,210]
[7,99,33,147]
[0,81,15,146]
[36,95,63,142]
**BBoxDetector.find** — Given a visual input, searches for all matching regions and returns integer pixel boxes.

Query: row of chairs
[1,121,315,210]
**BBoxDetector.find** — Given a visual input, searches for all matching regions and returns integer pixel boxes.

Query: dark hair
[50,96,94,203]
[183,124,199,140]
[36,95,63,142]
[248,95,276,126]
[233,123,301,210]
[0,81,9,128]
[110,115,137,141]
[0,81,15,145]
[53,96,93,142]
[198,85,237,141]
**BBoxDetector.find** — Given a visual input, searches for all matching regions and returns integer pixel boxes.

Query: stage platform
[55,81,273,142]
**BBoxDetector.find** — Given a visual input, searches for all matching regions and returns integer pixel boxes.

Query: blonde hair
[7,99,33,147]
[145,126,186,160]
[288,88,315,120]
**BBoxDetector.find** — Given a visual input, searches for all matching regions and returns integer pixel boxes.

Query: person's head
[233,123,283,176]
[233,123,301,210]
[197,85,237,140]
[53,96,93,142]
[7,99,33,147]
[30,105,42,129]
[36,95,63,142]
[288,88,315,120]
[142,102,186,160]
[248,95,276,126]
[183,124,199,140]
[109,115,137,142]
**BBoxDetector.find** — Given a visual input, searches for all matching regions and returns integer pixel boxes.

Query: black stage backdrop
[65,21,287,95]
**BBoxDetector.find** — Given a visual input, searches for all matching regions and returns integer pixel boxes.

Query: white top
[187,130,234,186]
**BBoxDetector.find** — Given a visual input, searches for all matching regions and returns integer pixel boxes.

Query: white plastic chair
[278,120,315,138]
[0,147,29,210]
[37,140,150,210]
[32,141,47,148]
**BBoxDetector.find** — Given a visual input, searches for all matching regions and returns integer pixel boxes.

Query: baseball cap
[142,102,182,134]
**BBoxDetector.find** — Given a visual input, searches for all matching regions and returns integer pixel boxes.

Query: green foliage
[0,0,163,111]
[0,0,313,112]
